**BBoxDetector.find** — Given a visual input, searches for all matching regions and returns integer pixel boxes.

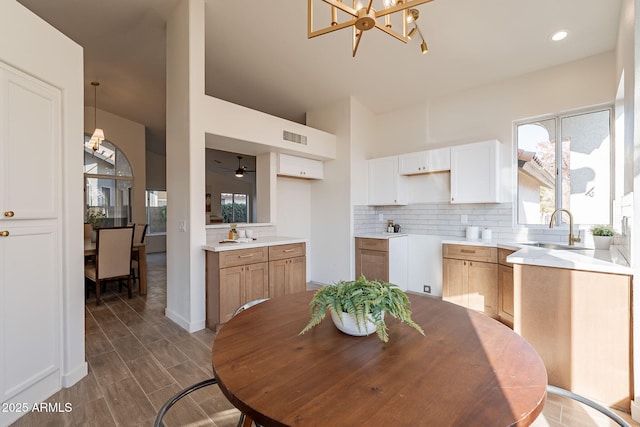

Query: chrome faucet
[549,209,581,246]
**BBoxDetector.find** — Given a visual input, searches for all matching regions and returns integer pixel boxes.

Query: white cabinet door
[0,65,60,220]
[0,223,60,407]
[399,148,450,175]
[0,63,62,420]
[450,140,501,203]
[277,153,323,179]
[398,152,427,175]
[427,147,451,172]
[368,156,407,205]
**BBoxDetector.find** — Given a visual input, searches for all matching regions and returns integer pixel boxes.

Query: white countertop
[355,233,409,239]
[442,238,632,275]
[203,235,307,252]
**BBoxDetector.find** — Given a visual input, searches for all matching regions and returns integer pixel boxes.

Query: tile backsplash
[354,202,595,244]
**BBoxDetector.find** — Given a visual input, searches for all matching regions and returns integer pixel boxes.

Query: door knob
[4,211,14,217]
[0,231,9,237]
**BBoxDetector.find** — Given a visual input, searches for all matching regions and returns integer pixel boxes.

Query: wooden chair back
[84,223,93,240]
[96,226,134,280]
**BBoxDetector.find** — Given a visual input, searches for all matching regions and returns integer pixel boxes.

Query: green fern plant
[300,275,424,342]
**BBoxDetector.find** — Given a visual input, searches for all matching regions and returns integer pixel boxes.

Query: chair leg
[95,279,101,306]
[127,276,132,299]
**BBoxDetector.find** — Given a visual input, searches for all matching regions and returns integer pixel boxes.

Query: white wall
[83,107,146,225]
[369,52,617,203]
[0,0,85,419]
[306,98,353,284]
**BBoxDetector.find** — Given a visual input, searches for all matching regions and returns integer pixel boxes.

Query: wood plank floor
[10,252,639,426]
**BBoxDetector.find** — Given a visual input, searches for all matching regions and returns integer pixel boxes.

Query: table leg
[138,245,147,295]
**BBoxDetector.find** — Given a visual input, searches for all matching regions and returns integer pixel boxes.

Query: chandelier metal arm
[320,0,357,17]
[352,28,363,57]
[375,0,434,17]
[374,22,409,43]
[309,18,358,38]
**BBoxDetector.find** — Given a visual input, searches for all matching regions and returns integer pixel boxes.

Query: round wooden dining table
[212,290,547,427]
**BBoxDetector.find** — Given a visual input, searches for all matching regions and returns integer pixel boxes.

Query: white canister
[481,228,492,241]
[466,226,479,239]
[237,229,246,238]
[245,229,254,239]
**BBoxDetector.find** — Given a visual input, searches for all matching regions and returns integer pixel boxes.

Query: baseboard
[61,362,88,388]
[164,308,205,333]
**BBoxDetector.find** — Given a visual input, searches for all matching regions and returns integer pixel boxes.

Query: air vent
[283,130,308,145]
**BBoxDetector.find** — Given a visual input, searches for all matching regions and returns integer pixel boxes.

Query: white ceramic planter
[592,235,612,250]
[330,311,383,337]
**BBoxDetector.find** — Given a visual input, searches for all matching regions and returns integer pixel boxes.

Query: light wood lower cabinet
[355,237,408,289]
[497,248,515,328]
[355,240,389,282]
[218,262,269,324]
[442,244,498,317]
[206,242,306,330]
[514,264,632,410]
[268,243,306,297]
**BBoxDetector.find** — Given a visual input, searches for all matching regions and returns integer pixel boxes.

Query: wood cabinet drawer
[498,248,515,267]
[268,243,306,261]
[443,244,497,263]
[356,238,388,252]
[218,247,268,268]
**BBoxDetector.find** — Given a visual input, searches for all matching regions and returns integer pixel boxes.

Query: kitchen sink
[520,242,592,250]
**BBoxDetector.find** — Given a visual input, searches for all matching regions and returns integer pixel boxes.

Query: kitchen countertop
[442,238,632,275]
[355,233,408,239]
[203,236,307,252]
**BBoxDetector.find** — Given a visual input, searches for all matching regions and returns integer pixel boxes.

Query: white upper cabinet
[398,147,451,175]
[368,156,408,206]
[450,140,502,204]
[277,153,323,179]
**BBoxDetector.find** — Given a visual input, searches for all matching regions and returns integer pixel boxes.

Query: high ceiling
[18,0,621,155]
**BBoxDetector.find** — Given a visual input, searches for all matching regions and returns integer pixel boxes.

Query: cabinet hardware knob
[460,249,476,254]
[238,254,254,258]
[0,231,9,237]
[4,211,14,217]
[283,249,295,253]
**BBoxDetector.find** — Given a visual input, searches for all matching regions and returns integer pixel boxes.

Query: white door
[0,62,62,425]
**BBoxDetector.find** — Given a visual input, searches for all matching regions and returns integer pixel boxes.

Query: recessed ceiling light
[551,30,568,42]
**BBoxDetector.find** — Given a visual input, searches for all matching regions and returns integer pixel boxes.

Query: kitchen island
[442,239,632,411]
[203,236,307,331]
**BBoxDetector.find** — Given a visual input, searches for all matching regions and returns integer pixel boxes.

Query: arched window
[84,136,133,227]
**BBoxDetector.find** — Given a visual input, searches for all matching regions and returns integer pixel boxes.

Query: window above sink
[515,107,612,227]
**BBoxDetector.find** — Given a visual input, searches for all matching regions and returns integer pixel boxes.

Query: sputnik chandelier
[308,0,433,57]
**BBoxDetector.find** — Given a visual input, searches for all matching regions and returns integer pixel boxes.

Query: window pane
[560,110,611,225]
[84,136,116,175]
[221,192,248,223]
[85,177,132,227]
[146,190,167,234]
[233,194,247,223]
[517,119,556,224]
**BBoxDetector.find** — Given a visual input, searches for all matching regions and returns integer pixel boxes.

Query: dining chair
[131,223,148,283]
[546,385,630,427]
[83,223,92,240]
[84,226,134,305]
[153,299,269,427]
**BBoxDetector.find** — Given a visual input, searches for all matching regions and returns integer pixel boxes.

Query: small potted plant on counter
[299,275,424,342]
[590,225,615,250]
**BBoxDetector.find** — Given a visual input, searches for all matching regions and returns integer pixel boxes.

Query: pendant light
[88,81,105,154]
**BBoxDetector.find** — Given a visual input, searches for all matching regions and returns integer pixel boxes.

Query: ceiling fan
[230,156,255,178]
